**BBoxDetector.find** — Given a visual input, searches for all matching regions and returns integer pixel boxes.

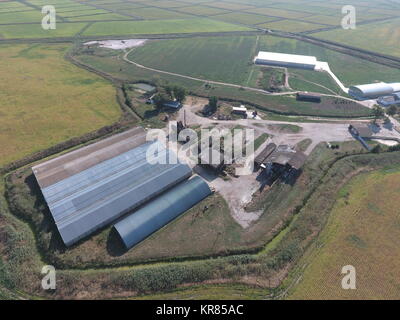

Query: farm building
[32,127,193,247]
[348,82,400,100]
[254,143,277,168]
[287,151,308,170]
[163,100,181,109]
[349,124,373,138]
[260,145,307,172]
[232,105,247,115]
[296,92,321,103]
[114,176,212,249]
[378,92,400,107]
[254,51,317,70]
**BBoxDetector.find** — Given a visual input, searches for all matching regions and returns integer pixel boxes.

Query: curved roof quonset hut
[33,129,192,247]
[349,82,400,100]
[114,176,212,250]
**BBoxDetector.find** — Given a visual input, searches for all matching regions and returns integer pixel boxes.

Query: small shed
[163,101,181,109]
[232,105,247,115]
[296,92,322,103]
[349,124,373,138]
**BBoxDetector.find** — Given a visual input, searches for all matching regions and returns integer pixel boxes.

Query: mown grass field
[0,43,121,167]
[288,167,400,299]
[128,36,257,85]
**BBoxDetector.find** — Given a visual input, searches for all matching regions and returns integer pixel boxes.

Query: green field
[0,23,87,39]
[65,13,129,22]
[82,18,252,36]
[258,20,325,32]
[76,45,371,117]
[128,36,257,85]
[0,43,121,166]
[0,0,398,61]
[127,34,400,93]
[314,18,400,58]
[288,168,400,299]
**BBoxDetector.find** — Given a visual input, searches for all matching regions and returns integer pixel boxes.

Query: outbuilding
[377,92,400,107]
[349,124,373,138]
[296,92,321,103]
[32,129,192,247]
[254,51,317,70]
[232,105,247,115]
[348,82,400,100]
[113,176,212,250]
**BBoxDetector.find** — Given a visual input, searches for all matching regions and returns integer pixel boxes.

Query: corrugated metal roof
[352,124,373,138]
[254,143,276,165]
[32,127,146,188]
[37,140,192,246]
[349,82,393,98]
[255,51,317,66]
[288,151,307,170]
[114,176,212,250]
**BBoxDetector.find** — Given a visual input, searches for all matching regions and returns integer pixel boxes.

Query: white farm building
[254,51,317,70]
[349,82,400,100]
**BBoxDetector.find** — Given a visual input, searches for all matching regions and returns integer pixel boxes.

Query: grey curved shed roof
[349,82,400,99]
[37,140,192,246]
[114,176,212,250]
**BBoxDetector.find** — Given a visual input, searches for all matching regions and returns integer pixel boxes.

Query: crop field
[0,43,121,167]
[288,167,400,299]
[82,18,252,36]
[127,34,400,93]
[314,18,400,58]
[0,0,397,46]
[128,36,256,85]
[0,22,87,39]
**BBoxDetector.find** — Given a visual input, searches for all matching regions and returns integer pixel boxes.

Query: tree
[372,106,385,119]
[208,96,218,113]
[383,116,391,124]
[371,145,382,154]
[165,85,173,98]
[387,105,398,116]
[173,86,186,103]
[153,93,168,109]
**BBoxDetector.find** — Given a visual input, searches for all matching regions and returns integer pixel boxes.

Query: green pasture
[82,18,252,36]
